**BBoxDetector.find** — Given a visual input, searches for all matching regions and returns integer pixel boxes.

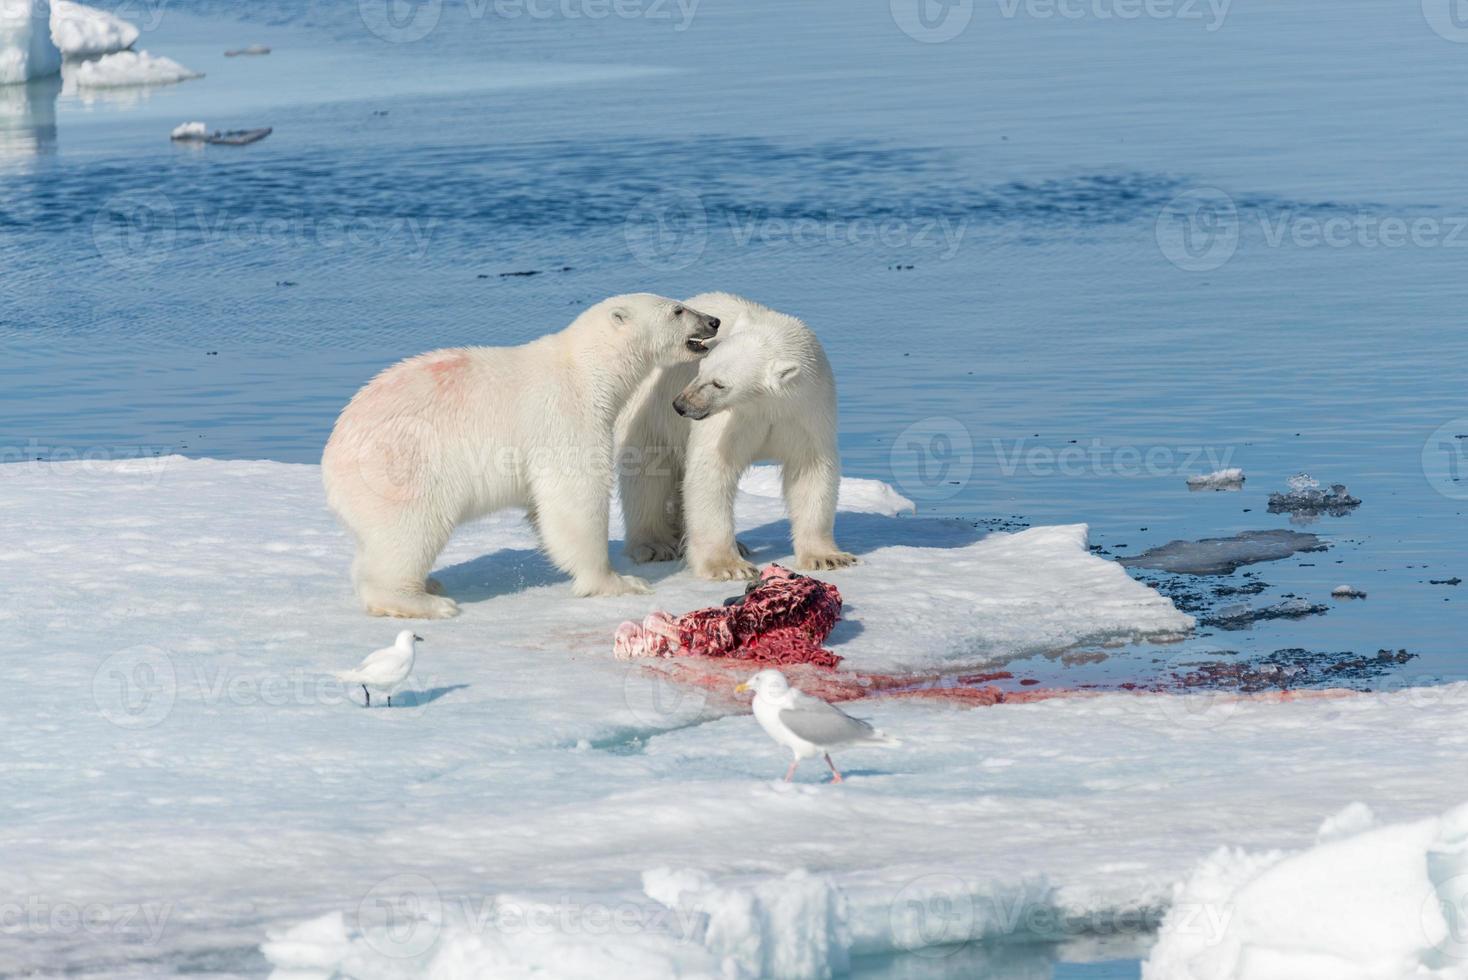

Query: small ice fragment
[1331,584,1367,599]
[1118,529,1325,576]
[1186,467,1244,490]
[1267,472,1361,517]
[170,121,207,141]
[70,49,202,87]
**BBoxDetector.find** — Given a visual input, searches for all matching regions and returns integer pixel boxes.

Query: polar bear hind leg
[351,524,460,619]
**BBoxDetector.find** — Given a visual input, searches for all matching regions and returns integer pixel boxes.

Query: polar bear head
[671,325,805,420]
[587,293,721,366]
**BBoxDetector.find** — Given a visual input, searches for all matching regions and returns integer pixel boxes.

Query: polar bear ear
[610,307,631,327]
[767,360,801,389]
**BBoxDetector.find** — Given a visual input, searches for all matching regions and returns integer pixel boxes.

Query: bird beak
[413,635,424,642]
[735,682,749,693]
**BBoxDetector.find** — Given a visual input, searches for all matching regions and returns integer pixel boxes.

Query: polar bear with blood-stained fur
[322,294,720,618]
[616,292,854,581]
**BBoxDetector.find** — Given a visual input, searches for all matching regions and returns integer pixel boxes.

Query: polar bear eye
[709,381,727,391]
[672,306,685,317]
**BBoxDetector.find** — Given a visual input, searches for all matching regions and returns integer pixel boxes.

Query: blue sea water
[3,2,1465,686]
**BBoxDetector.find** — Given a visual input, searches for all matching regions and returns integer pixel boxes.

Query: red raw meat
[614,564,843,668]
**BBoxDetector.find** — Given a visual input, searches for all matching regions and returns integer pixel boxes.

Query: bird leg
[363,685,371,708]
[824,754,844,783]
[784,759,799,782]
[387,695,392,707]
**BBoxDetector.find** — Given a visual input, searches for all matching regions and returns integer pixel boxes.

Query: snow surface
[0,0,61,84]
[50,0,136,57]
[68,48,199,87]
[1144,803,1468,979]
[2,458,1465,977]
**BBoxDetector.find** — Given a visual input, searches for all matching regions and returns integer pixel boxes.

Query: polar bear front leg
[683,432,758,581]
[533,480,651,597]
[783,455,856,571]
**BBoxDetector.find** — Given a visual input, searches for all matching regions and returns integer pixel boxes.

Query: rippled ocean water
[2,0,1465,704]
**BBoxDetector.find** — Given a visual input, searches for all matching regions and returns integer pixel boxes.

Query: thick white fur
[616,292,854,581]
[323,294,718,618]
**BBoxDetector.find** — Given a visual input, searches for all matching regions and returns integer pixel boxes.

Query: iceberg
[0,0,61,84]
[67,48,200,88]
[50,0,137,58]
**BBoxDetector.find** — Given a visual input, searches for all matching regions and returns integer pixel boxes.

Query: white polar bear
[616,292,855,580]
[322,294,720,618]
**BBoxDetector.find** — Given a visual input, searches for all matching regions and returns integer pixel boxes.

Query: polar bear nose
[707,317,720,332]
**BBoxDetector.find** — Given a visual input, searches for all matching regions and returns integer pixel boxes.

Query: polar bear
[616,292,854,580]
[323,294,720,618]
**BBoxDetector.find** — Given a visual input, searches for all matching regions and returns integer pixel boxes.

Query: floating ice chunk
[1268,472,1361,517]
[50,0,136,57]
[1186,467,1245,490]
[170,120,206,140]
[70,49,200,87]
[1120,529,1326,576]
[0,0,62,83]
[1201,597,1329,630]
[1332,584,1367,599]
[224,44,270,57]
[1143,802,1468,980]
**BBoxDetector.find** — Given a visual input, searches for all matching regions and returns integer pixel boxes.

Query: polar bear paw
[576,573,653,598]
[695,555,759,582]
[797,550,857,571]
[364,591,460,619]
[627,540,682,564]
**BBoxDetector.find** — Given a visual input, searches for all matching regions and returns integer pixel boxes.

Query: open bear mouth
[685,338,710,353]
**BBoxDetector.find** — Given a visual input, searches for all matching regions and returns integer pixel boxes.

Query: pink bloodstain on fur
[424,351,470,393]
